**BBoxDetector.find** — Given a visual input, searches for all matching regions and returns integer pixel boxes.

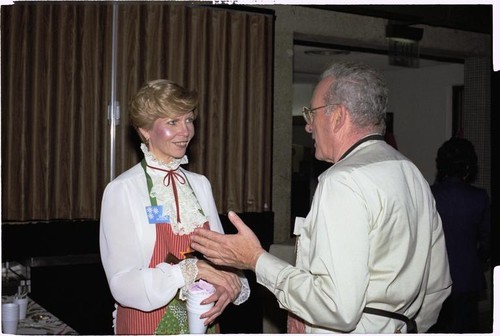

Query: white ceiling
[291,5,489,83]
[293,44,456,83]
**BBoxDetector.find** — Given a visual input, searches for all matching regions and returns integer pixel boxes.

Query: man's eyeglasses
[302,104,338,124]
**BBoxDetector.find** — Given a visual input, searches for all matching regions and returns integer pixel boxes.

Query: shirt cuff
[255,251,291,289]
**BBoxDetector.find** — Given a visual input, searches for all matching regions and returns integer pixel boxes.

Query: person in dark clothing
[430,137,491,333]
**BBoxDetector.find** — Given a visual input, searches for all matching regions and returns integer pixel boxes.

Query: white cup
[186,302,214,334]
[186,281,215,334]
[2,302,19,334]
[15,297,28,319]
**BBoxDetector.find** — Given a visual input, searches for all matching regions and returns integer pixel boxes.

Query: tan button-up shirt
[256,139,451,333]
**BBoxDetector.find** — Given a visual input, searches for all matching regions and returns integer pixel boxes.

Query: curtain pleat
[2,4,112,221]
[1,3,273,222]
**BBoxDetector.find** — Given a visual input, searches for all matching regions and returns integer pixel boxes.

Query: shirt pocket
[293,216,306,236]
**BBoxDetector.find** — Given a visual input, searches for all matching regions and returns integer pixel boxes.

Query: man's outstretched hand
[190,211,266,271]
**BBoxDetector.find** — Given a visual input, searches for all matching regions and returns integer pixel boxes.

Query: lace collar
[141,143,188,170]
[141,143,207,235]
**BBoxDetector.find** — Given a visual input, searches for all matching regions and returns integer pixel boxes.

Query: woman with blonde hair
[100,79,249,334]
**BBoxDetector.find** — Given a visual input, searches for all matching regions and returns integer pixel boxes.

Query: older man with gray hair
[191,62,451,334]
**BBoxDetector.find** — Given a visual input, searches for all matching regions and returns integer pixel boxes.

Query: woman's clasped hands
[194,260,241,325]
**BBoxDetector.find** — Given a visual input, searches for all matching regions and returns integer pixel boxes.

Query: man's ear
[332,105,347,132]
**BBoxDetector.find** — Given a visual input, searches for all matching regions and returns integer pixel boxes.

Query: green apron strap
[141,159,158,207]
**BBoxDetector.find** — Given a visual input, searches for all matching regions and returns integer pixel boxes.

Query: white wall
[384,64,464,184]
[292,83,313,116]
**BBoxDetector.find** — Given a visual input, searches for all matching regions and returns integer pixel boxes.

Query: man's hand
[191,211,265,271]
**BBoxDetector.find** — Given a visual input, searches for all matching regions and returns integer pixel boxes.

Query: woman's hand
[195,260,241,325]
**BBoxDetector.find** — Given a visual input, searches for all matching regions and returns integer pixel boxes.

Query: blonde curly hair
[129,79,199,143]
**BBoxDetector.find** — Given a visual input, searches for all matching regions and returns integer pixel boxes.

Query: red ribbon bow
[146,164,186,223]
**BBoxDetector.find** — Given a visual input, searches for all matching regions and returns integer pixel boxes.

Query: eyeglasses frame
[302,104,339,124]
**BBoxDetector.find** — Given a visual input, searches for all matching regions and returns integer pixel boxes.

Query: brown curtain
[1,3,273,222]
[1,4,113,221]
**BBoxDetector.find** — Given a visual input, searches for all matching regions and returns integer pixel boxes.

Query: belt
[363,307,417,333]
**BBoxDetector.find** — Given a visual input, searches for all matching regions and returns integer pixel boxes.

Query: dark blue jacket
[431,177,490,293]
